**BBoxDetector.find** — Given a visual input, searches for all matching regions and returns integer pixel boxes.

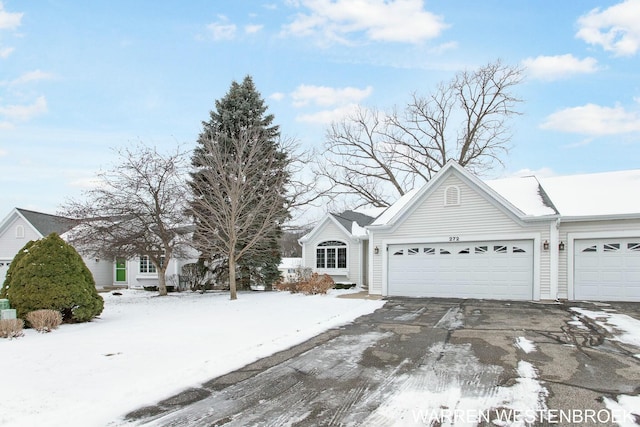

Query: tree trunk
[158,267,168,296]
[228,255,237,300]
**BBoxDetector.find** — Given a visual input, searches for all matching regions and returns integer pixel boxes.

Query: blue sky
[1,0,639,216]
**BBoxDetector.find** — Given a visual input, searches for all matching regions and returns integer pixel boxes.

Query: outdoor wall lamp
[374,246,379,255]
[559,241,565,251]
[543,240,549,251]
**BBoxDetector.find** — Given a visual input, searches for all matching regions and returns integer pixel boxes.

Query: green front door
[116,259,127,282]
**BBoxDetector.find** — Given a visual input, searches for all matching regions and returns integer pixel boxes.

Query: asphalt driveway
[123,298,640,426]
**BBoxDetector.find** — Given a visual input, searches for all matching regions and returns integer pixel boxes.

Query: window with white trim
[139,255,165,274]
[16,225,24,239]
[316,241,347,269]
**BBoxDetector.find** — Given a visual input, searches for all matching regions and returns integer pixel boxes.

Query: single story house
[0,208,194,290]
[300,161,640,302]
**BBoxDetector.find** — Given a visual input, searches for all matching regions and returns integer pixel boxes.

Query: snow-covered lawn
[0,289,385,427]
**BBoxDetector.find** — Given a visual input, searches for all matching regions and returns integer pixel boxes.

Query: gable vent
[444,185,461,206]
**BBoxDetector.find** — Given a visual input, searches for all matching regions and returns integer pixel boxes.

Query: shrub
[276,272,335,295]
[0,318,24,339]
[25,309,63,333]
[298,273,335,295]
[275,279,298,293]
[0,233,104,323]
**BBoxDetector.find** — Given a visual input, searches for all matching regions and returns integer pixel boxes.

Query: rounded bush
[0,233,104,322]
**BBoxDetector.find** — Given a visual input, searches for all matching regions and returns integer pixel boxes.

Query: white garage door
[574,239,640,301]
[388,240,534,300]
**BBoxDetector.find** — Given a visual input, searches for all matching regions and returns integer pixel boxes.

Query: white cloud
[576,0,640,56]
[291,84,372,107]
[206,16,237,40]
[67,176,103,189]
[0,2,22,59]
[0,95,48,124]
[245,24,263,34]
[540,103,640,135]
[505,167,556,179]
[522,54,599,80]
[296,103,360,124]
[9,70,54,86]
[283,0,448,45]
[0,46,14,58]
[0,147,7,156]
[0,2,23,30]
[270,92,286,101]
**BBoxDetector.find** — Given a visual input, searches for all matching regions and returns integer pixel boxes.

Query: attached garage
[387,240,534,300]
[574,238,640,302]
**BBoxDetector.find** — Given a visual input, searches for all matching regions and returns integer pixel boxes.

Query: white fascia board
[297,213,354,244]
[559,213,640,223]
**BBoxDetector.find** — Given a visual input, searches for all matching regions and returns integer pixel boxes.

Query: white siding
[0,216,43,284]
[0,216,41,259]
[370,174,552,299]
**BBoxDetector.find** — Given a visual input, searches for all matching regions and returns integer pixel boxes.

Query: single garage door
[574,239,640,301]
[388,240,534,300]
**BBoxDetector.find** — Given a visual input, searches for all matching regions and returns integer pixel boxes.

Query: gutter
[559,213,640,222]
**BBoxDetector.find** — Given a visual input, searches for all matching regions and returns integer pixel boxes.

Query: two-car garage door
[387,240,533,300]
[574,238,640,302]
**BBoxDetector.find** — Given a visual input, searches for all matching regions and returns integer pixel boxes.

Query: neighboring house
[0,208,195,290]
[302,161,640,302]
[278,257,303,283]
[299,208,385,288]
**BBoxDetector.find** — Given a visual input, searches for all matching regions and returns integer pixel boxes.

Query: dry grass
[0,318,24,338]
[25,309,63,333]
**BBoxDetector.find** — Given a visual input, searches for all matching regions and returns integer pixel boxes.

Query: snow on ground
[571,307,640,348]
[603,394,640,427]
[0,289,385,427]
[572,307,640,425]
[515,336,537,354]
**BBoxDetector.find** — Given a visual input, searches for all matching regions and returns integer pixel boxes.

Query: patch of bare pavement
[122,299,640,426]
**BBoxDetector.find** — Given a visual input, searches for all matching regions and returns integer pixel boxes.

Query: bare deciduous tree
[189,129,292,300]
[61,143,191,296]
[316,60,523,207]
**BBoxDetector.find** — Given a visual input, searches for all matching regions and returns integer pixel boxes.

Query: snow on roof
[351,221,368,238]
[485,176,557,216]
[353,206,387,219]
[371,188,421,226]
[538,169,640,217]
[279,257,303,269]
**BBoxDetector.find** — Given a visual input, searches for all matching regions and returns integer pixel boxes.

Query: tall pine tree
[190,76,289,298]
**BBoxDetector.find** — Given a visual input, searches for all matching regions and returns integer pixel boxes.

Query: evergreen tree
[190,76,289,298]
[1,233,104,322]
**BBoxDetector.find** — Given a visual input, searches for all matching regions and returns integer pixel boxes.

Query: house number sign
[449,236,460,242]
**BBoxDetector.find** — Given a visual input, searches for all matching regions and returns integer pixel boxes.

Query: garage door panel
[574,238,640,301]
[388,240,533,300]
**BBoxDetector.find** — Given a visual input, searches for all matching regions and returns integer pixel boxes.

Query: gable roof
[371,161,640,228]
[299,208,383,243]
[16,208,78,237]
[371,160,547,228]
